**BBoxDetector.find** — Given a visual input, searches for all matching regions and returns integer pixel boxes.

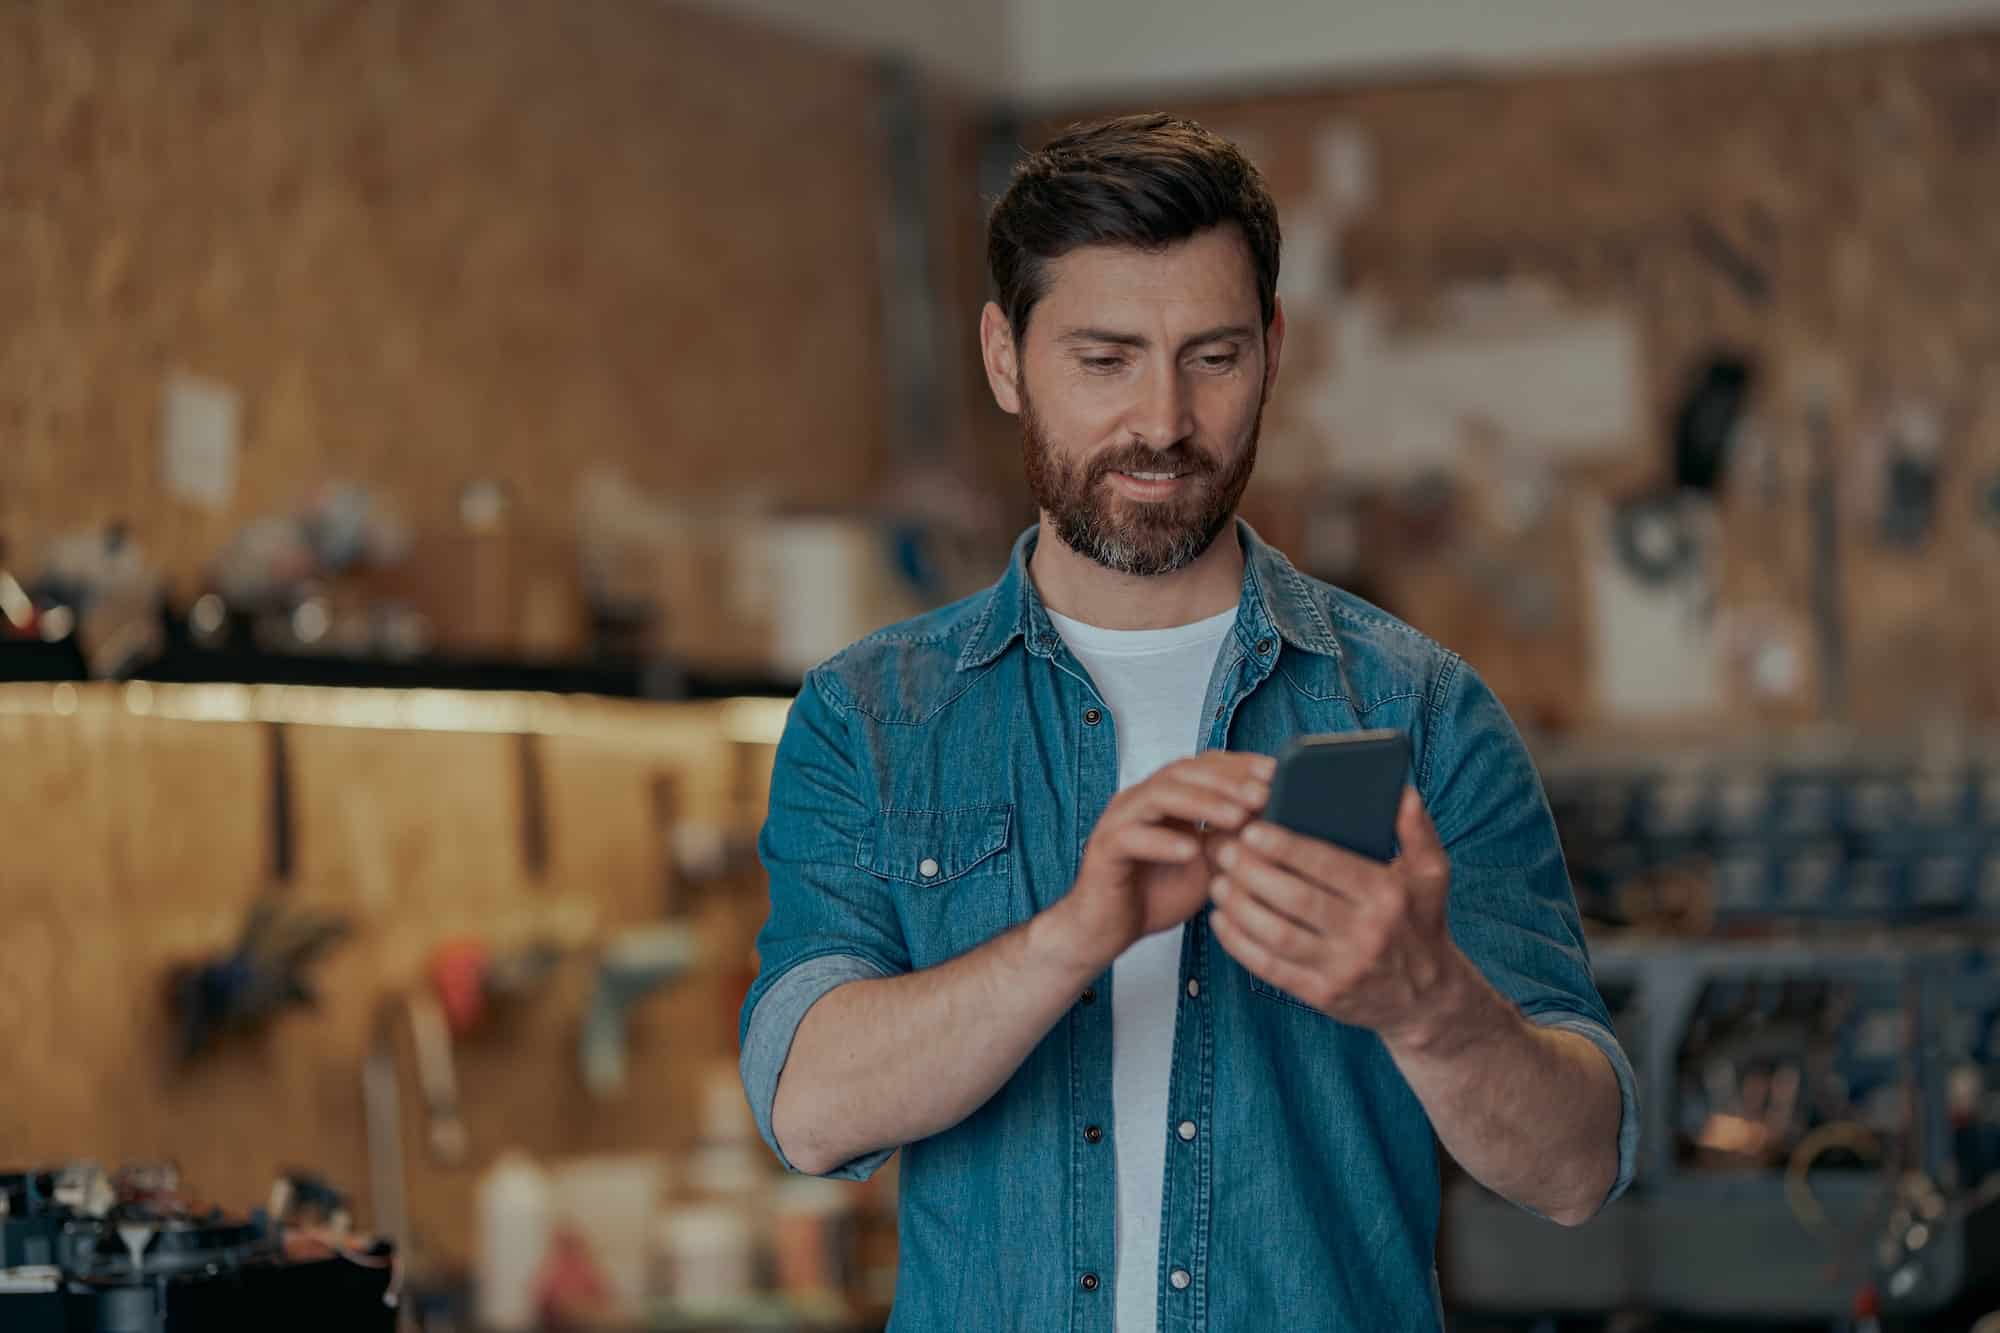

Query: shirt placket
[1040,627,1121,1333]
[1159,635,1275,1332]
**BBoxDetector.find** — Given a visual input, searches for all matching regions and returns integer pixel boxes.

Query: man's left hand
[1208,785,1482,1052]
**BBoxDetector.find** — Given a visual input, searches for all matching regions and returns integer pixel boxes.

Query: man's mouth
[1105,467,1198,500]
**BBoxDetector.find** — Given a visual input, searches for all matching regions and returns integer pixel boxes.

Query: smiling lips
[1107,468,1198,501]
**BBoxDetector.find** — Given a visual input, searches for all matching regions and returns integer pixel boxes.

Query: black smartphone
[1262,729,1412,863]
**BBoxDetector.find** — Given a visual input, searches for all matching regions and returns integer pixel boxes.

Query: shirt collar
[955,517,1343,672]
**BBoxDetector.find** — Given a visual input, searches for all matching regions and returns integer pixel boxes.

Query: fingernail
[1243,822,1275,850]
[1210,874,1230,901]
[1217,842,1239,869]
[1240,781,1267,801]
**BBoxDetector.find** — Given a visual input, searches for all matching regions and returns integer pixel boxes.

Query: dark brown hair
[987,113,1281,340]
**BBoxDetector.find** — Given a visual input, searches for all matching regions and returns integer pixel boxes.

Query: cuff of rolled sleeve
[740,951,897,1180]
[1527,1010,1640,1210]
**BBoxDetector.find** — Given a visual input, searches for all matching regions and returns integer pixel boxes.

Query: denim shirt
[740,520,1637,1333]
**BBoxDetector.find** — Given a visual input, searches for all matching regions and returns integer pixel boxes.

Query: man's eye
[1081,356,1125,372]
[1196,354,1238,371]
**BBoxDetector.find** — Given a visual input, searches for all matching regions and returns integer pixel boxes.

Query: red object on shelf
[428,937,491,1039]
[537,1225,614,1327]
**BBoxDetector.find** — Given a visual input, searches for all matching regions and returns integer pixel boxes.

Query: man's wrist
[1024,896,1115,988]
[1381,947,1515,1062]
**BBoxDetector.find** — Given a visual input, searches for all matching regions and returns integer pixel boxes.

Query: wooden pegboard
[0,683,781,1268]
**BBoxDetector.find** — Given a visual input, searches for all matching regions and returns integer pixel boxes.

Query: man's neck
[1028,516,1245,631]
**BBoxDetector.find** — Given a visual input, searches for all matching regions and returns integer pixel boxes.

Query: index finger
[1162,752,1276,813]
[1238,818,1395,898]
[1172,750,1277,785]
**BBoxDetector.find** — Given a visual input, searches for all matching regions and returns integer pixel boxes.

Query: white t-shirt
[1045,604,1236,1333]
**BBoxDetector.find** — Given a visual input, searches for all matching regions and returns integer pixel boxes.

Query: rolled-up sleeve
[737,671,908,1180]
[1420,654,1639,1210]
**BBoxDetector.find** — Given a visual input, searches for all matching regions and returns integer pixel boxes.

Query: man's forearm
[1385,953,1622,1225]
[770,903,1100,1176]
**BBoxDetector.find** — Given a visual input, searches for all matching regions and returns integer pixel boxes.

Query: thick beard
[1019,383,1261,577]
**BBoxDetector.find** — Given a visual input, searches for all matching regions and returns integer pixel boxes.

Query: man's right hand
[1043,750,1275,974]
[773,748,1271,1176]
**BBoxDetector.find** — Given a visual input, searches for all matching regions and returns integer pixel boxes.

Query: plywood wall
[0,0,895,621]
[1004,25,2000,729]
[0,685,780,1270]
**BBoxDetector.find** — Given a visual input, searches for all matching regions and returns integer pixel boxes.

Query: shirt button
[1170,1268,1191,1291]
[1081,987,1097,1004]
[1081,1273,1100,1292]
[1083,707,1102,726]
[1084,1124,1103,1144]
[1255,637,1274,656]
[1186,978,1200,999]
[1038,633,1059,651]
[1177,1120,1197,1142]
[918,857,940,878]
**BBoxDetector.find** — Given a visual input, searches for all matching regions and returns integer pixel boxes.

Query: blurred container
[771,1175,854,1309]
[657,1202,756,1313]
[754,517,918,679]
[649,1060,773,1316]
[550,1152,666,1320]
[685,1059,768,1199]
[474,1149,552,1332]
[577,469,926,679]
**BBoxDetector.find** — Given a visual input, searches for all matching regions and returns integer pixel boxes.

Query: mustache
[1086,445,1216,482]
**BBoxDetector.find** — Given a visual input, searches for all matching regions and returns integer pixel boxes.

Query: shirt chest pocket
[857,804,1019,970]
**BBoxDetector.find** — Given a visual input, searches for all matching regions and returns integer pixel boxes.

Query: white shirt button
[1177,1120,1197,1142]
[1186,978,1200,998]
[1170,1268,1191,1291]
[918,857,940,878]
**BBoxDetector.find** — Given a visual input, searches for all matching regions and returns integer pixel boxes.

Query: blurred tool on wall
[200,483,421,660]
[4,524,164,678]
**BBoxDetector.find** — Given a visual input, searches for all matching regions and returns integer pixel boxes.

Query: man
[739,113,1636,1332]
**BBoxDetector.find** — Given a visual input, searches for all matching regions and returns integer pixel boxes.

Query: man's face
[1007,225,1274,577]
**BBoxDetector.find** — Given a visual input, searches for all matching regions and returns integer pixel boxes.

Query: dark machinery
[1444,734,2000,1328]
[0,1163,395,1333]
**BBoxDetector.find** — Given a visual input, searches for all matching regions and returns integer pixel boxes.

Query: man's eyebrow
[1178,324,1256,349]
[1054,324,1256,351]
[1055,327,1149,349]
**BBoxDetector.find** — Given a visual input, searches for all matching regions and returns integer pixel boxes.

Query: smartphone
[1262,729,1412,863]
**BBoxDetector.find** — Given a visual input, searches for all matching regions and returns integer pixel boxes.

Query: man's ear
[980,301,1023,416]
[1262,294,1288,397]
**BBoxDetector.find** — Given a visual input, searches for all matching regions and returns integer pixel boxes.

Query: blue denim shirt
[740,520,1637,1332]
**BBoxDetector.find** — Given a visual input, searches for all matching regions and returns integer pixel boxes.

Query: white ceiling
[692,0,2000,100]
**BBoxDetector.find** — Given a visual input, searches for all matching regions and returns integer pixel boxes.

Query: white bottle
[475,1150,553,1332]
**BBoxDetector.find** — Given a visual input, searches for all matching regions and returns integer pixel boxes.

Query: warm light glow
[1694,1112,1772,1158]
[720,696,792,746]
[0,682,787,753]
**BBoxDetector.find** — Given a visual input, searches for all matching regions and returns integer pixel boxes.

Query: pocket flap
[857,804,1012,885]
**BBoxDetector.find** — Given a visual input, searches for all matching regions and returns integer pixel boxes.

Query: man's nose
[1128,363,1195,451]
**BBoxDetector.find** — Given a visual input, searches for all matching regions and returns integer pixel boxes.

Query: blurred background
[3,1,2000,1330]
